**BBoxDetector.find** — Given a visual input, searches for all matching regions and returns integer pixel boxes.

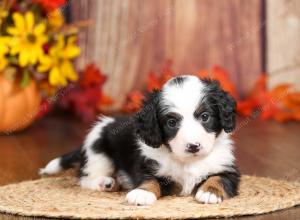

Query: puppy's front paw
[195,176,229,204]
[195,190,222,204]
[126,189,157,206]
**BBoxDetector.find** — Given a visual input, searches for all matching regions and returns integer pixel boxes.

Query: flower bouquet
[0,0,81,133]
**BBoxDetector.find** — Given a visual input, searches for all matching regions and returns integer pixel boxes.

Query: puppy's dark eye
[167,118,178,128]
[200,112,210,122]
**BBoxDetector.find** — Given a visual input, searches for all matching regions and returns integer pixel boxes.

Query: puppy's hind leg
[80,151,118,192]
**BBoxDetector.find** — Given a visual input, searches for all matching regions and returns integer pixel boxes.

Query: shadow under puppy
[40,75,240,205]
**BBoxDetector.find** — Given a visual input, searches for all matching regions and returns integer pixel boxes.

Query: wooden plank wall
[72,0,263,109]
[267,0,300,90]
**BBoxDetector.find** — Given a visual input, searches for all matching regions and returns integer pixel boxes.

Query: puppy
[40,75,240,205]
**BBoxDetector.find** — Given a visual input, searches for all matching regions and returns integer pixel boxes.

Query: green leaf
[20,69,30,88]
[8,56,19,65]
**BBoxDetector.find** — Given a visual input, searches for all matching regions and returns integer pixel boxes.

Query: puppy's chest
[154,160,206,195]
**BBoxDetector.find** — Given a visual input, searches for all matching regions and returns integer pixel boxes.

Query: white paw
[195,190,222,204]
[80,176,116,191]
[126,189,157,206]
[98,176,116,191]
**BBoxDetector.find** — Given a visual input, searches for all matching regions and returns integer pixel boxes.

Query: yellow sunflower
[38,35,80,86]
[7,11,48,67]
[0,37,9,70]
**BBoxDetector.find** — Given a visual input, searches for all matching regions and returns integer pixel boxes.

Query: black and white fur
[40,75,240,205]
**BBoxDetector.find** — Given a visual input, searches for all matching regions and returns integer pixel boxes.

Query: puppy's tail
[39,148,81,175]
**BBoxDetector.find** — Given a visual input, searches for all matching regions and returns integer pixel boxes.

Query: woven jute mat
[0,175,299,219]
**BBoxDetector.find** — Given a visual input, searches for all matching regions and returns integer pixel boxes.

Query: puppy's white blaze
[39,158,61,175]
[169,117,216,158]
[126,189,157,206]
[138,131,235,196]
[162,75,218,158]
[162,75,205,115]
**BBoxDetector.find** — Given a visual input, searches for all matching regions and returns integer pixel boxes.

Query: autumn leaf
[122,91,144,113]
[123,61,300,122]
[80,63,107,88]
[147,60,175,92]
[197,66,238,99]
[58,63,113,122]
[98,93,114,110]
[147,72,161,92]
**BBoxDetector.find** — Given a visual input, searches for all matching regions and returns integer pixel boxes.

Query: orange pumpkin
[0,75,41,133]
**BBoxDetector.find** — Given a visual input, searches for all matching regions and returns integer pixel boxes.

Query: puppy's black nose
[186,143,201,153]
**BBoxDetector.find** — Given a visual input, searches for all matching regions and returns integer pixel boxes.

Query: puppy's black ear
[135,90,162,148]
[204,79,237,133]
[217,90,237,133]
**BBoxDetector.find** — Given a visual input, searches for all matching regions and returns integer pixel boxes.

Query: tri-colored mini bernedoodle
[40,75,240,206]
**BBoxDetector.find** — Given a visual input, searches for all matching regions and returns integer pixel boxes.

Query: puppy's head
[136,75,236,161]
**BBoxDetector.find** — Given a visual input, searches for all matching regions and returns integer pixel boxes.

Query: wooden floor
[0,114,299,220]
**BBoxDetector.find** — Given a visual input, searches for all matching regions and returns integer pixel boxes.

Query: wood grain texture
[267,0,300,89]
[72,0,263,109]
